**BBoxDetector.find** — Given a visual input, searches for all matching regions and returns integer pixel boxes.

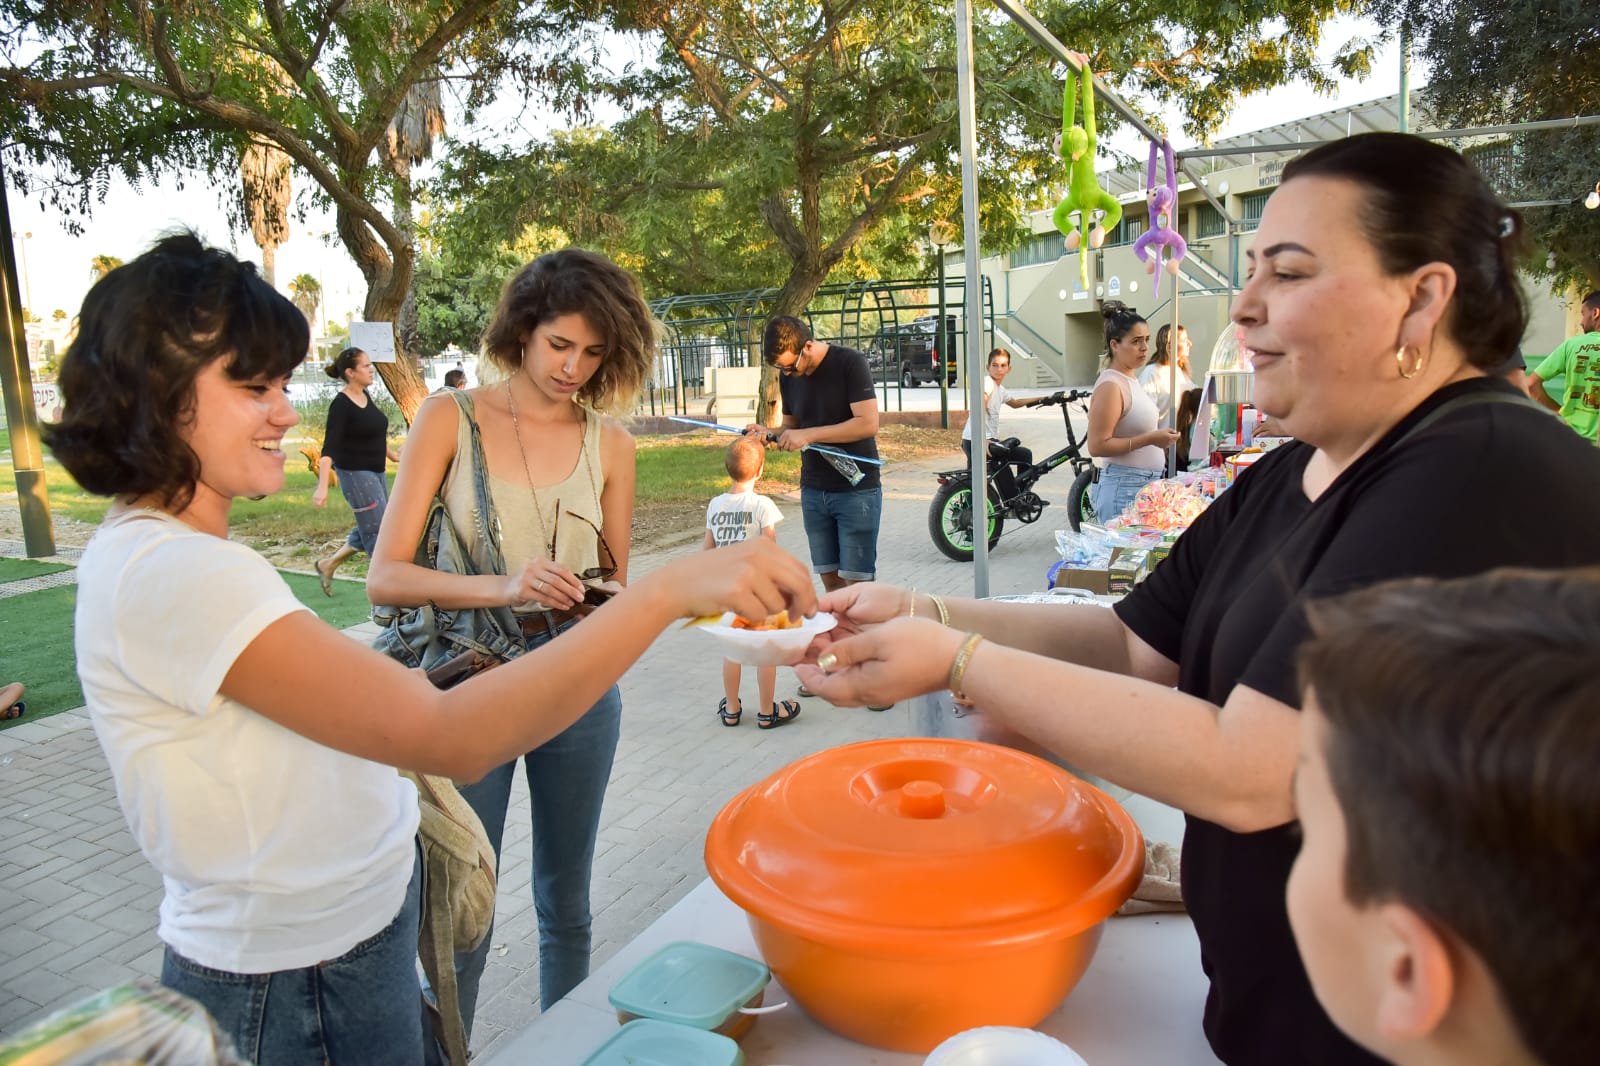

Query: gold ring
[817,651,838,674]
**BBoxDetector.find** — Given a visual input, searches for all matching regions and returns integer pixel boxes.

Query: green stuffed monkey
[1052,55,1122,287]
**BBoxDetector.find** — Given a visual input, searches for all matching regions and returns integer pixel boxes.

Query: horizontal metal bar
[989,0,1237,226]
[1177,114,1600,161]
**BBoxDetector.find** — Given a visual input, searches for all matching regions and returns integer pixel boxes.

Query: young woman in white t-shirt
[1086,303,1181,520]
[44,234,814,1066]
[960,347,1036,504]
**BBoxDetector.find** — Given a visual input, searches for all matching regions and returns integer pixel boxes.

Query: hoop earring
[1396,345,1426,380]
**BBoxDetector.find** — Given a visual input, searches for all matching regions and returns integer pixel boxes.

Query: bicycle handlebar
[1024,388,1092,408]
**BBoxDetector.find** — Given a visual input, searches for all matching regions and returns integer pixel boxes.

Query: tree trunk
[754,259,832,426]
[262,245,277,290]
[390,155,423,360]
[337,197,428,423]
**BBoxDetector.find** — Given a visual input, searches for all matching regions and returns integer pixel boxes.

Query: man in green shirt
[1529,291,1600,441]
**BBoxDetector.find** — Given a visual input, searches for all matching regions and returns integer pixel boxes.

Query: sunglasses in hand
[552,504,620,606]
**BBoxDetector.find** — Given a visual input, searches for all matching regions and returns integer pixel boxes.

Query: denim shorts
[799,486,882,581]
[334,467,389,555]
[1091,462,1163,522]
[160,843,439,1066]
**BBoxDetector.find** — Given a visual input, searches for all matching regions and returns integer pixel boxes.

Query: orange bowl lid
[704,740,1144,952]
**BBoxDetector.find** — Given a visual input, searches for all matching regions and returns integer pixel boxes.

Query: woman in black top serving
[794,133,1600,1065]
[312,347,400,594]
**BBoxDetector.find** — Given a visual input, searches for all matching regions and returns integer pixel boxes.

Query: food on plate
[730,611,801,631]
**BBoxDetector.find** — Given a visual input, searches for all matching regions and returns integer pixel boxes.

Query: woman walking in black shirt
[312,347,400,594]
[795,133,1600,1065]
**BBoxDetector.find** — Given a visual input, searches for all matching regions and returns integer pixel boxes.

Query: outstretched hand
[651,537,816,625]
[795,617,963,708]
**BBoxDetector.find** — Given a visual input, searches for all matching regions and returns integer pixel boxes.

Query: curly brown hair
[479,249,656,412]
[43,232,307,512]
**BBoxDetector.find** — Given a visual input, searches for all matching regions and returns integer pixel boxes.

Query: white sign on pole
[347,321,397,363]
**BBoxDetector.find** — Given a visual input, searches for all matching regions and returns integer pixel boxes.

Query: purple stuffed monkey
[1132,138,1188,296]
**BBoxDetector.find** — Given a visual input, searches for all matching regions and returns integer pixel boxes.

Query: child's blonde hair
[725,437,765,482]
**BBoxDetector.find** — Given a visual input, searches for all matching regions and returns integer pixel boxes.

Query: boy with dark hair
[1527,290,1600,439]
[702,438,796,728]
[1291,568,1599,1066]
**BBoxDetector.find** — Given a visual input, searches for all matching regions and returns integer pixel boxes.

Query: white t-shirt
[75,510,419,974]
[705,491,783,547]
[962,375,1012,443]
[1138,361,1196,427]
[1095,367,1166,470]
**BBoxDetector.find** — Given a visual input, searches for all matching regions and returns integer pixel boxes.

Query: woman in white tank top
[1086,302,1181,521]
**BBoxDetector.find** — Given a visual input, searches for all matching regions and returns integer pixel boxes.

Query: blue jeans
[1090,462,1163,522]
[799,486,883,581]
[161,843,440,1066]
[334,467,389,554]
[452,622,622,1028]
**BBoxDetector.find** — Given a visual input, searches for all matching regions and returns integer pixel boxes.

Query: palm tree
[241,139,292,287]
[287,273,322,331]
[89,255,123,279]
[382,73,446,358]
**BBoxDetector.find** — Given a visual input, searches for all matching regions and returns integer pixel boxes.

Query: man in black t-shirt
[748,315,883,595]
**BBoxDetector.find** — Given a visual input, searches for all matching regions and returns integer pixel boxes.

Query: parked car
[869,315,957,388]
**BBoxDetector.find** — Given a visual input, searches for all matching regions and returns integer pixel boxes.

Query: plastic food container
[924,1026,1090,1066]
[692,611,836,666]
[578,1018,743,1066]
[608,941,770,1041]
[704,739,1144,1053]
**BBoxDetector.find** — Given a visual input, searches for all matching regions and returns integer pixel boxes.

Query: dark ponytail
[326,347,364,382]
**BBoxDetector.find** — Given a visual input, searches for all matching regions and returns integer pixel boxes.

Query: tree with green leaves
[0,0,582,420]
[437,0,1372,420]
[89,255,124,280]
[1379,1,1600,293]
[242,140,293,288]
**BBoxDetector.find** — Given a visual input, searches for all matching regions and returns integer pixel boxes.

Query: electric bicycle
[928,389,1097,562]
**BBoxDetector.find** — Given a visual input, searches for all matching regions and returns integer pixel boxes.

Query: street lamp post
[929,220,957,430]
[14,231,31,314]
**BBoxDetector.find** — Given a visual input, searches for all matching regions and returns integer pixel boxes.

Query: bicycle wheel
[1067,466,1098,533]
[928,477,1004,562]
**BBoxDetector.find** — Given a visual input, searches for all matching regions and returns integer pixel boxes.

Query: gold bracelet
[948,632,984,700]
[906,587,918,618]
[928,593,950,627]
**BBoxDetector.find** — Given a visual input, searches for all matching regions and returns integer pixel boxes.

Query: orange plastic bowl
[704,739,1144,1054]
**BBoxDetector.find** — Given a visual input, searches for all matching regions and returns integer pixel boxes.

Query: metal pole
[936,249,949,429]
[1168,281,1181,476]
[956,0,988,597]
[15,231,30,312]
[1176,113,1600,160]
[0,155,56,557]
[1398,23,1412,134]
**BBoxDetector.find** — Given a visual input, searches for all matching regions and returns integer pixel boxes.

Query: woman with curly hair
[367,248,654,1029]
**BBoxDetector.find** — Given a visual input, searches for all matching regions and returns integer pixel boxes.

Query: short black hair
[762,316,812,365]
[443,368,467,388]
[1582,290,1600,312]
[43,232,308,511]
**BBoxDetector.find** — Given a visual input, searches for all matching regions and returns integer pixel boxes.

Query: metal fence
[641,276,995,417]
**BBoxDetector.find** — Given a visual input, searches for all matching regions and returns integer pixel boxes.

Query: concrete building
[943,93,1584,389]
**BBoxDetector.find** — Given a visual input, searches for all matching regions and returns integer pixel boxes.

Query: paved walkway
[0,409,1079,1057]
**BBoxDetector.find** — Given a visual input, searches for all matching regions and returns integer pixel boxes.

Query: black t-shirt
[1115,377,1600,1066]
[322,390,390,473]
[778,344,881,492]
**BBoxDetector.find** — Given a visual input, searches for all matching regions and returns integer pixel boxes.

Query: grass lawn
[0,566,387,729]
[0,557,72,582]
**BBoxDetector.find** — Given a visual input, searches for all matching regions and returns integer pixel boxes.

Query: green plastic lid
[579,1018,744,1066]
[607,941,770,1031]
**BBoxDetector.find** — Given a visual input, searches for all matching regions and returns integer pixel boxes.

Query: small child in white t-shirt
[702,438,794,728]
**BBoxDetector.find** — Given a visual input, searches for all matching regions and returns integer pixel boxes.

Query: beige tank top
[439,393,605,611]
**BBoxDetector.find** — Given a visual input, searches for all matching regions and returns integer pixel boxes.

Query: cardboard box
[1052,546,1147,596]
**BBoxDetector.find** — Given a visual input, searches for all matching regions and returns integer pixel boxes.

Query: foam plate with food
[693,611,836,666]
